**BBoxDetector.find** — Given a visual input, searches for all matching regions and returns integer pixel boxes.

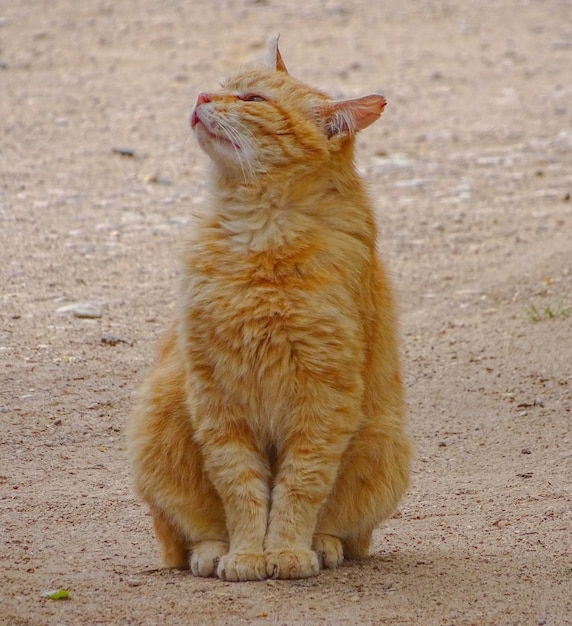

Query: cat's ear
[270,35,288,73]
[317,94,386,138]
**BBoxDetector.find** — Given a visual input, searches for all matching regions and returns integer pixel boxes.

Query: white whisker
[218,123,251,183]
[225,119,276,182]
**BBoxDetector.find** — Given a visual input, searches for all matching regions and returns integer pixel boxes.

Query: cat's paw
[265,549,320,580]
[217,551,267,582]
[312,533,344,569]
[190,540,229,577]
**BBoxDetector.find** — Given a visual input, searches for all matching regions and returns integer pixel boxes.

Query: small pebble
[112,147,135,157]
[394,178,433,188]
[127,577,142,587]
[58,303,102,319]
[493,519,510,527]
[143,172,172,185]
[101,333,131,346]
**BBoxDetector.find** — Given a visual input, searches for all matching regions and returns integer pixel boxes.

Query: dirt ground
[1,0,571,624]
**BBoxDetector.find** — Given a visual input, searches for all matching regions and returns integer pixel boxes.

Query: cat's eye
[238,93,266,102]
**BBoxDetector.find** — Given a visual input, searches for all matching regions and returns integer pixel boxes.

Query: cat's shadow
[298,544,546,610]
[141,544,541,610]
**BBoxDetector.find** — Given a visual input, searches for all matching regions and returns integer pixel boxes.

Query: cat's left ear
[317,94,387,138]
[270,35,288,73]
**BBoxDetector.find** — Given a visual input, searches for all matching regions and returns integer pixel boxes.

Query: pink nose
[191,93,213,129]
[196,92,212,106]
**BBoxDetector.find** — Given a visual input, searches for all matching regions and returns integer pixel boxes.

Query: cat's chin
[194,129,253,181]
[192,118,239,151]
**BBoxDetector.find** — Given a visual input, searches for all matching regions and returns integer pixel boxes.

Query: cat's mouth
[190,108,202,130]
[191,110,241,151]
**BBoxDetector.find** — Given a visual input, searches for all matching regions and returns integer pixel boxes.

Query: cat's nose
[196,92,212,106]
[191,93,213,129]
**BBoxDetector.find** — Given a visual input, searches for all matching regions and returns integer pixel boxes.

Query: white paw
[190,540,229,577]
[312,533,344,569]
[217,551,267,582]
[265,548,320,580]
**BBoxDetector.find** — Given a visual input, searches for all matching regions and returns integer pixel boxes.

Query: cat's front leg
[264,412,355,579]
[195,416,270,582]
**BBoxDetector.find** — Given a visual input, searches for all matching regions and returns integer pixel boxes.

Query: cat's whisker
[217,124,251,183]
[225,127,257,181]
[218,120,271,182]
[179,131,195,167]
[230,118,258,142]
[228,120,272,179]
[215,122,251,170]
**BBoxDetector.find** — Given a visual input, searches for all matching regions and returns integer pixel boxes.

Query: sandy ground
[1,1,571,624]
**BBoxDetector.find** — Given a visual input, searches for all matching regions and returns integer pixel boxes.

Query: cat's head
[190,39,386,182]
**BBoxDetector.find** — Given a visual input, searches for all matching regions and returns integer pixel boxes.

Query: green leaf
[45,589,70,601]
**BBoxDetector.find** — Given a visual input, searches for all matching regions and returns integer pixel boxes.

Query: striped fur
[127,42,411,581]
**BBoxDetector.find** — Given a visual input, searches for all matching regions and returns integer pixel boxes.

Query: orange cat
[127,40,411,582]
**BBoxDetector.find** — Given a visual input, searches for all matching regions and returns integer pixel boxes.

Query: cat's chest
[181,239,362,417]
[186,248,308,331]
[181,250,310,408]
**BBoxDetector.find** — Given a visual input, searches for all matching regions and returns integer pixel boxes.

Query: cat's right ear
[318,94,387,138]
[270,35,288,73]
